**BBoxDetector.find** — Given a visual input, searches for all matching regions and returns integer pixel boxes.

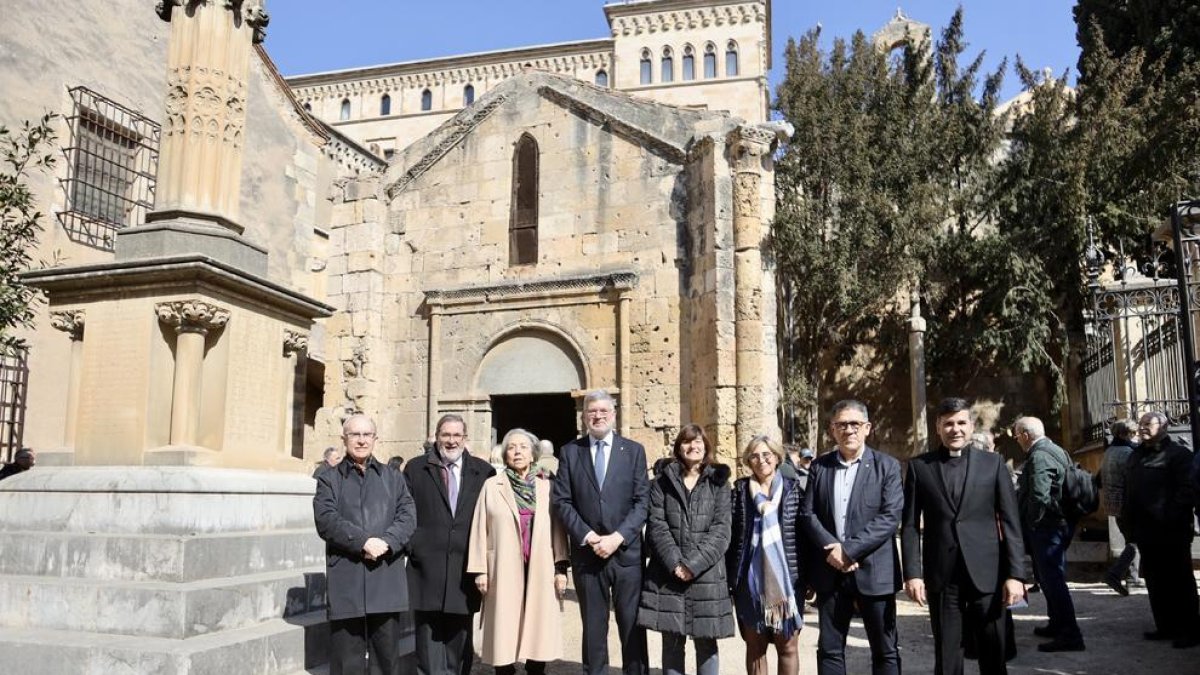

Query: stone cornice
[385,93,510,198]
[425,271,639,307]
[157,1,270,44]
[604,1,766,37]
[288,41,613,100]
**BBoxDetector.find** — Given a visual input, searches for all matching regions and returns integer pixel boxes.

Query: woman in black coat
[726,435,805,675]
[639,424,734,675]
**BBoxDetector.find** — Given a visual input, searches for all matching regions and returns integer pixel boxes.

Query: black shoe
[1145,630,1174,641]
[1028,583,1041,593]
[1038,639,1085,653]
[1033,625,1057,638]
[1104,575,1129,596]
[1173,635,1200,649]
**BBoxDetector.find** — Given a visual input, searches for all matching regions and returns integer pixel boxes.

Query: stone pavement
[468,574,1200,674]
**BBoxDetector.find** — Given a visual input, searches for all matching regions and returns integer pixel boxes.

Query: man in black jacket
[314,415,417,675]
[1124,411,1200,649]
[405,413,496,675]
[800,400,903,675]
[902,398,1025,675]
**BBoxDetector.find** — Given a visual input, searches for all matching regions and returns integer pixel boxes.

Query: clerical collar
[947,449,963,458]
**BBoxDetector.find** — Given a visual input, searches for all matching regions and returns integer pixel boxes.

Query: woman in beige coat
[468,428,569,675]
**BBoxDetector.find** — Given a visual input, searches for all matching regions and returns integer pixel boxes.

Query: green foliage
[771,27,938,430]
[0,114,57,353]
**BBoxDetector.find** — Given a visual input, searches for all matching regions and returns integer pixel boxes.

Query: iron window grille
[0,346,29,463]
[58,86,160,251]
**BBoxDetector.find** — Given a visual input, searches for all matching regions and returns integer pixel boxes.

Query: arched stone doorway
[475,328,587,454]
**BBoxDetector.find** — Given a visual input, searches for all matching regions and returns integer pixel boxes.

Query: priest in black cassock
[901,397,1026,675]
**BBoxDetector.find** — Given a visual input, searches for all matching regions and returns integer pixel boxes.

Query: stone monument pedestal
[0,467,328,674]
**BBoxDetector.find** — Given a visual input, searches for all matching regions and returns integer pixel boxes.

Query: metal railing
[0,347,29,463]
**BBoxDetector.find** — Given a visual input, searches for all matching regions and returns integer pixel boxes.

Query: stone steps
[0,609,328,675]
[0,529,325,583]
[0,567,326,639]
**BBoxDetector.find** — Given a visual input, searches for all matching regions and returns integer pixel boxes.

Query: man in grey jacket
[314,414,418,675]
[1014,417,1084,652]
[1099,420,1139,595]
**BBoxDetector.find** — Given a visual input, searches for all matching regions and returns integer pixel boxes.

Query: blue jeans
[1027,523,1082,642]
[661,633,718,675]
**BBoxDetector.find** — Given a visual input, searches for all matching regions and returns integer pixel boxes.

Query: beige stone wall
[323,93,695,459]
[1,1,345,459]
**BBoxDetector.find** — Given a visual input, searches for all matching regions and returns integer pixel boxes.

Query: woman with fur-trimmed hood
[638,424,734,675]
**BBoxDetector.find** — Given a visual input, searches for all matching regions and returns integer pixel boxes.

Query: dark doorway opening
[491,393,578,457]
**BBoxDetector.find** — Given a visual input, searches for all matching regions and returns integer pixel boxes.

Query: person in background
[1098,420,1139,595]
[0,448,35,481]
[1123,411,1200,649]
[312,446,343,479]
[638,424,733,675]
[728,435,804,675]
[467,428,568,675]
[387,455,404,472]
[536,439,559,476]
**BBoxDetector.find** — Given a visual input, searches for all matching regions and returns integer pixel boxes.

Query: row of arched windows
[321,84,479,121]
[639,40,738,85]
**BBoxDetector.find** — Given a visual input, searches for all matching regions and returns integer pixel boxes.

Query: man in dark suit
[800,400,903,675]
[552,390,650,675]
[314,415,417,675]
[404,413,496,675]
[902,397,1025,675]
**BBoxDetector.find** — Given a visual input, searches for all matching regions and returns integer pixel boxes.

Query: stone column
[156,300,230,445]
[282,330,308,456]
[617,293,632,437]
[728,126,776,451]
[50,310,86,448]
[908,289,928,456]
[152,0,269,230]
[427,310,443,435]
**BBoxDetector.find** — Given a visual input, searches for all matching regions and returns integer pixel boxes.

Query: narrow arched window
[463,84,475,106]
[303,102,312,112]
[380,94,391,116]
[595,69,609,87]
[661,47,674,83]
[639,49,652,84]
[339,98,351,121]
[421,89,433,111]
[682,45,696,81]
[704,43,717,78]
[510,134,539,265]
[726,41,740,76]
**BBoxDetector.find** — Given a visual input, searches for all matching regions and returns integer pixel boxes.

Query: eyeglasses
[832,420,868,432]
[345,432,376,440]
[747,451,776,463]
[585,410,613,418]
[438,432,466,440]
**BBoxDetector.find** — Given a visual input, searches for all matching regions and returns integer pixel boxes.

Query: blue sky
[265,1,1079,101]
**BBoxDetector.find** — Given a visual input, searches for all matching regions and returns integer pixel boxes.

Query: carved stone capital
[156,300,231,335]
[50,310,86,341]
[158,0,269,42]
[727,125,776,172]
[283,329,309,357]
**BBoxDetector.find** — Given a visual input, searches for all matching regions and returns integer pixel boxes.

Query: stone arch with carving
[472,321,592,396]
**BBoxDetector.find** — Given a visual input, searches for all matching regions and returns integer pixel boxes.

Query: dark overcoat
[314,456,417,620]
[638,460,734,639]
[726,475,805,597]
[404,450,495,614]
[1123,435,1196,543]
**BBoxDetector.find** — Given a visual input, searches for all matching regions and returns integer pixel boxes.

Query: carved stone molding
[385,94,510,198]
[425,271,639,307]
[157,0,270,44]
[283,329,309,356]
[156,300,231,335]
[50,310,86,341]
[608,3,766,37]
[164,66,248,149]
